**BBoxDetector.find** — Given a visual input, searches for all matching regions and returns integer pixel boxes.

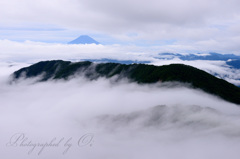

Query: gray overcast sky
[0,0,240,52]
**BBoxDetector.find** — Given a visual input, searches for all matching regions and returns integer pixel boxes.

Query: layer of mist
[1,64,240,159]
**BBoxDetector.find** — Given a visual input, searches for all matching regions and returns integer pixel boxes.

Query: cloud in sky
[1,0,240,52]
[0,40,240,85]
[1,1,240,157]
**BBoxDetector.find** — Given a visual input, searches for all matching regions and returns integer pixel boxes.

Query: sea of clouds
[1,40,240,85]
[1,0,240,157]
[0,41,240,158]
[0,57,240,159]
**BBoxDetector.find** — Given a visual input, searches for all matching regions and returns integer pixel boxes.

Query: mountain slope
[68,35,99,44]
[227,60,240,69]
[158,52,240,61]
[12,60,240,105]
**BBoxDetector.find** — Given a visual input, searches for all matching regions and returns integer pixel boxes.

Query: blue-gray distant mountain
[158,52,240,70]
[68,35,100,44]
[227,60,240,69]
[82,58,151,65]
[158,52,240,61]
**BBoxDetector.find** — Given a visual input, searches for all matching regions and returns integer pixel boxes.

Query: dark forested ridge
[13,60,240,105]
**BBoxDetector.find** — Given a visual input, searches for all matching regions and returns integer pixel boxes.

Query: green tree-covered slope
[13,60,240,105]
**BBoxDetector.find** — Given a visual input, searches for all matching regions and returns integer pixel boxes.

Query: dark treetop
[13,60,240,105]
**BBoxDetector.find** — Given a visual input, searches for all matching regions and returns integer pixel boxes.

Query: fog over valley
[1,0,240,158]
[0,64,240,159]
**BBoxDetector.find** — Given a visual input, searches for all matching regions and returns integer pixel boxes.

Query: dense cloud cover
[1,0,240,52]
[0,64,240,159]
[1,40,240,85]
[1,1,240,158]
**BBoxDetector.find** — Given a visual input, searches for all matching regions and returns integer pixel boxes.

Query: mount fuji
[68,35,99,44]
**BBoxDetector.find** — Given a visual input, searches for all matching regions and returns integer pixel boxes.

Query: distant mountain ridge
[12,60,240,105]
[158,52,240,71]
[68,35,99,44]
[158,52,240,61]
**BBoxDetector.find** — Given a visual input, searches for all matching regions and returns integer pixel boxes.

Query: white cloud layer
[1,1,240,157]
[0,40,240,85]
[1,0,240,52]
[0,66,240,158]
